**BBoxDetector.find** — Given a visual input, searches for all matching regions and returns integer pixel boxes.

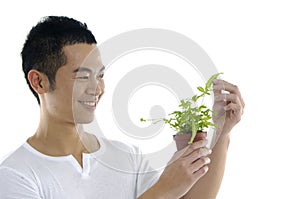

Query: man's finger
[214,93,241,104]
[183,147,212,164]
[191,156,211,173]
[181,139,208,157]
[213,79,245,108]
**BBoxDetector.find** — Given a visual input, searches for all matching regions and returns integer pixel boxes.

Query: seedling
[141,73,223,144]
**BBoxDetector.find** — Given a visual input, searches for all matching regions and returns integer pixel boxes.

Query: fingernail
[206,157,211,164]
[208,149,212,154]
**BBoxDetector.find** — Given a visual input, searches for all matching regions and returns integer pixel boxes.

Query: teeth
[81,101,96,106]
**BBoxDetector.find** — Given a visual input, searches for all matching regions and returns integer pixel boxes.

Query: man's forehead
[81,48,102,67]
[63,44,103,70]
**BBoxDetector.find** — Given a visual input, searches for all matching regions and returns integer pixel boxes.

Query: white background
[1,0,299,198]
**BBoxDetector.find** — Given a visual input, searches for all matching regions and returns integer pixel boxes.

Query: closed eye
[97,73,104,79]
[76,76,89,79]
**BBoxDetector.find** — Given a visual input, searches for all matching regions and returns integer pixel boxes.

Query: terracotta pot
[173,131,207,151]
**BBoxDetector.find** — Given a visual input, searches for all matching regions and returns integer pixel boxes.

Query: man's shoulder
[0,143,34,172]
[0,144,41,198]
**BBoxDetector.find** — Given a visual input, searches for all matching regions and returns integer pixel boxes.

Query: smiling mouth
[78,100,97,110]
[78,95,102,110]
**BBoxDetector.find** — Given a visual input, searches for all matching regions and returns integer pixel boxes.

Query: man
[0,16,244,198]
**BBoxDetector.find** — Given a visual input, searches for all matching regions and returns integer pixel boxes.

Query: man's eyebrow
[100,65,105,72]
[73,66,105,73]
[73,67,92,73]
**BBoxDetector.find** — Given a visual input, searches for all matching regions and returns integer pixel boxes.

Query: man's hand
[158,139,211,198]
[140,139,211,199]
[181,80,245,199]
[213,79,245,136]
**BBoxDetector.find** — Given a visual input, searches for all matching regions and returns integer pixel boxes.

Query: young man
[0,16,244,198]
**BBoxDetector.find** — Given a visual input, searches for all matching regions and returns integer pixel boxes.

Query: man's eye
[97,73,104,79]
[76,76,89,79]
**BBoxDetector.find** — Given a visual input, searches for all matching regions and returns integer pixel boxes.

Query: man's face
[45,43,105,124]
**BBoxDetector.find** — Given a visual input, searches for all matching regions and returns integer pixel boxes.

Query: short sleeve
[135,152,163,198]
[0,166,42,199]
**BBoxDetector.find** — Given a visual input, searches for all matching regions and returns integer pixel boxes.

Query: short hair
[21,16,97,104]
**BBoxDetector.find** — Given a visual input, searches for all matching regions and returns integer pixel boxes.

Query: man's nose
[87,78,104,96]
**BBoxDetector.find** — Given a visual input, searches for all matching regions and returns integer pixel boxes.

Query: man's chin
[73,115,95,124]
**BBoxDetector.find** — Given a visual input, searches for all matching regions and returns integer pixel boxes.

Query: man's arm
[182,133,230,199]
[138,139,212,199]
[183,79,245,199]
[0,167,42,199]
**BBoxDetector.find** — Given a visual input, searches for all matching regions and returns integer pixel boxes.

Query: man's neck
[28,113,98,157]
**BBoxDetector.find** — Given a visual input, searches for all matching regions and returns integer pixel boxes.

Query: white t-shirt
[0,137,161,199]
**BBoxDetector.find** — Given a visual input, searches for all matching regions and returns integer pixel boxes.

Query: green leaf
[197,86,205,93]
[188,120,197,144]
[192,95,199,102]
[205,72,223,90]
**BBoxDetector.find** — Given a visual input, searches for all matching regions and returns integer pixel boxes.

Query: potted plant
[141,73,222,150]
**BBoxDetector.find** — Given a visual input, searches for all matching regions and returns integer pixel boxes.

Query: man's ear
[27,70,50,94]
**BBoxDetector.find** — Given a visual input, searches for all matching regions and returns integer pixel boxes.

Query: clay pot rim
[173,131,207,150]
[173,131,207,138]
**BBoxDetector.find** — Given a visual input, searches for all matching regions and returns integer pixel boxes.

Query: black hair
[21,16,97,104]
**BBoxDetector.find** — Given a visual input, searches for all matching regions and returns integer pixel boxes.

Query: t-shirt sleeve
[0,166,42,199]
[135,151,163,198]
